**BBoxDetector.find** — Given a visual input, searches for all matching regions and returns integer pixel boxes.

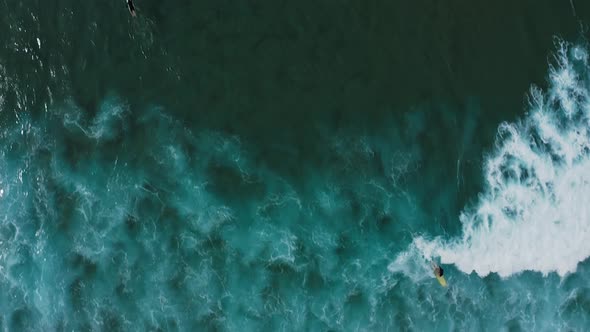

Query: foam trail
[399,40,590,278]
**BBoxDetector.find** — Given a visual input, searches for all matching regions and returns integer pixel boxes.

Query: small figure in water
[127,0,136,17]
[431,261,444,277]
[431,261,447,287]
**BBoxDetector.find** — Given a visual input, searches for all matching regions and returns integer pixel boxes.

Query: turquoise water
[2,1,590,331]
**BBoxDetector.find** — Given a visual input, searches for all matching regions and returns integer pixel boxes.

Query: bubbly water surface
[2,1,590,331]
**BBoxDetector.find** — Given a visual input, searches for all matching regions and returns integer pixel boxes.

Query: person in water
[127,0,136,17]
[431,261,444,277]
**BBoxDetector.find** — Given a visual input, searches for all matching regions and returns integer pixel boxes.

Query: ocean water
[2,1,590,331]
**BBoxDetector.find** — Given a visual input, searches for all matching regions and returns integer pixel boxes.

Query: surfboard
[436,275,447,287]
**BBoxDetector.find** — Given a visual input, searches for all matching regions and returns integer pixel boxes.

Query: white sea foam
[398,40,590,278]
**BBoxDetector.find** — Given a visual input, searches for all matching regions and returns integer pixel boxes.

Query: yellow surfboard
[436,275,447,287]
[430,261,447,287]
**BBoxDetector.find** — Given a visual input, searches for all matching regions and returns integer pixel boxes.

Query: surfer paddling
[431,261,447,287]
[431,261,444,278]
[127,0,136,17]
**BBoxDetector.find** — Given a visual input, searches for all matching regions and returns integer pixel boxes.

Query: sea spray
[396,40,590,278]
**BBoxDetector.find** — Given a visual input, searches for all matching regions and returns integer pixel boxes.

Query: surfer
[127,0,136,17]
[431,261,447,287]
[431,261,444,278]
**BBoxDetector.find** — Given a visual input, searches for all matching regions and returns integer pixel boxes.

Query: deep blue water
[1,1,590,331]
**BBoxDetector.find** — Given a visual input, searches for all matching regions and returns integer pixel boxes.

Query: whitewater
[2,2,590,327]
[392,40,590,279]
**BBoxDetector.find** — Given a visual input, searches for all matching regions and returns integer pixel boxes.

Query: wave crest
[400,40,590,278]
